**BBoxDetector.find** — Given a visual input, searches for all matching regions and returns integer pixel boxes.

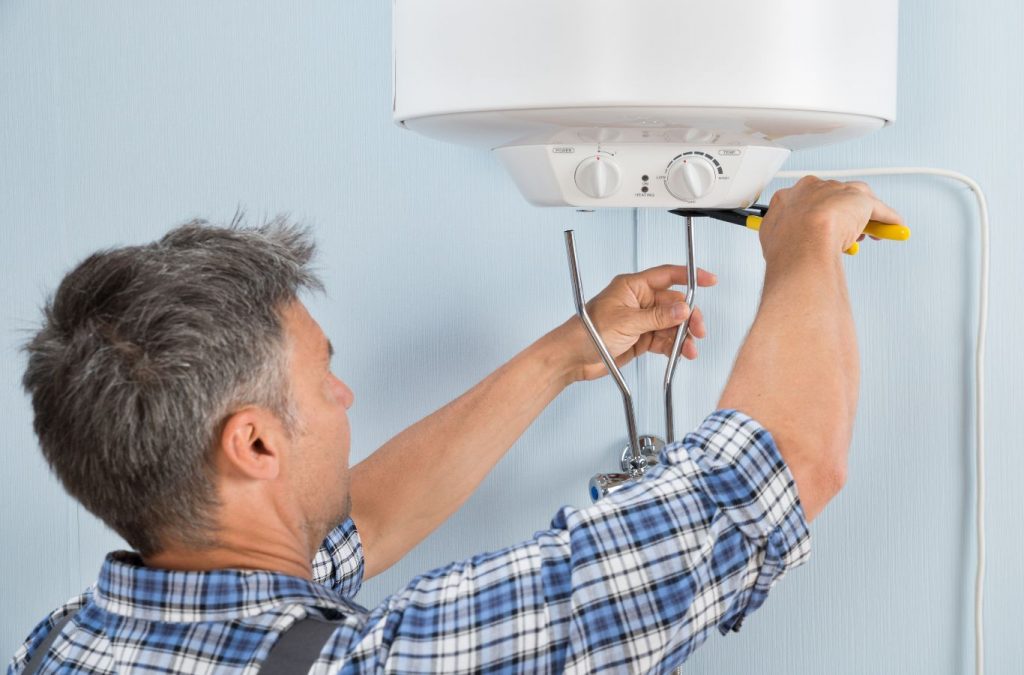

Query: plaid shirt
[8,409,811,674]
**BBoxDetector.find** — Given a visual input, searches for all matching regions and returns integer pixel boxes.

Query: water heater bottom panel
[494,143,790,209]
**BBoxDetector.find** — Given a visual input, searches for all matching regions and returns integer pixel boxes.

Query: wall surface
[1,1,1020,672]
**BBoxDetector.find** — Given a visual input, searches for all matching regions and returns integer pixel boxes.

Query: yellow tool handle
[744,215,911,256]
[863,221,912,241]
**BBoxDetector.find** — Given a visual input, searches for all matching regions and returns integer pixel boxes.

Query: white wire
[777,167,990,675]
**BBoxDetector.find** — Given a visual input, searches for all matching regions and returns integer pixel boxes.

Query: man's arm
[718,177,905,520]
[348,265,716,580]
[316,179,904,671]
[327,409,811,673]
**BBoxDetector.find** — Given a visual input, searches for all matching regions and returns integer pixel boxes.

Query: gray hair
[22,215,322,556]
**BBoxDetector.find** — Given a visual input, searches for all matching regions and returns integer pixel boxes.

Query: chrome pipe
[663,216,697,443]
[564,230,642,468]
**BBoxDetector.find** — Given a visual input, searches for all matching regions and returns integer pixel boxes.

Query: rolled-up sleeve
[664,408,811,633]
[328,409,811,673]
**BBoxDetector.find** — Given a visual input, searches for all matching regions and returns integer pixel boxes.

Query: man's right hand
[757,176,905,266]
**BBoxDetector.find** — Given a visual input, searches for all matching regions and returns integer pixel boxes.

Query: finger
[650,328,679,356]
[649,332,674,357]
[650,312,707,347]
[652,328,691,357]
[629,264,718,291]
[637,298,690,333]
[866,194,904,226]
[651,329,698,360]
[649,327,702,360]
[650,328,690,353]
[681,333,699,360]
[844,181,905,227]
[637,292,707,341]
[652,326,679,345]
[655,307,706,341]
[687,307,706,339]
[651,330,698,360]
[653,289,687,311]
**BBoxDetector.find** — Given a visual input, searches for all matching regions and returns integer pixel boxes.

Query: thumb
[639,301,689,333]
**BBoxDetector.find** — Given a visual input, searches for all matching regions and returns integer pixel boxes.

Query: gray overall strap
[22,611,78,675]
[22,608,337,675]
[260,613,339,675]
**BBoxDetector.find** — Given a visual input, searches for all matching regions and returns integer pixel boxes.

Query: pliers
[671,203,911,256]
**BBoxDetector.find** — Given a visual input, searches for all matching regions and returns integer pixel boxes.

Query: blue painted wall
[1,2,1019,672]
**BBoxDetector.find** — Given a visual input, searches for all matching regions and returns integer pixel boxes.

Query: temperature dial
[574,154,621,199]
[665,154,717,201]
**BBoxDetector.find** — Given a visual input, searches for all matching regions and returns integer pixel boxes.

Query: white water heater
[393,0,898,208]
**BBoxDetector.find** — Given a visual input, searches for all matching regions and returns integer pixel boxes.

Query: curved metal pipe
[564,230,641,468]
[663,216,696,443]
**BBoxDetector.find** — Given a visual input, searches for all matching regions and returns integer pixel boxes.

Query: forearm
[718,253,858,520]
[349,328,575,579]
[346,260,716,578]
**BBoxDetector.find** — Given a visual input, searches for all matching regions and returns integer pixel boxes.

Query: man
[8,177,902,673]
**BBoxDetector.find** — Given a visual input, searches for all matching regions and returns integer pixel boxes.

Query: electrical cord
[776,167,990,675]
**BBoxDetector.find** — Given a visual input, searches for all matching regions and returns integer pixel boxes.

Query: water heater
[393,0,898,208]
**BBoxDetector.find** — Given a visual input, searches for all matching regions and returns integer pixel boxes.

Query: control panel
[494,143,791,209]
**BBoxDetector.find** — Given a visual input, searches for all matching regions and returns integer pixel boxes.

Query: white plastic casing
[393,0,898,208]
[496,144,789,208]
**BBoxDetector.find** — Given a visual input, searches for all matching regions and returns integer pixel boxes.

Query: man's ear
[217,407,288,481]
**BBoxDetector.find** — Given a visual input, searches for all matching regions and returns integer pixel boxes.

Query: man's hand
[758,176,905,266]
[549,265,718,383]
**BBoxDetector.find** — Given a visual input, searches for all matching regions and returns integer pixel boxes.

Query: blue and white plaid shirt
[9,409,811,674]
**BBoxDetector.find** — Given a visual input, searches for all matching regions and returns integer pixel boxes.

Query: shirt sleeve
[312,517,365,598]
[324,409,811,674]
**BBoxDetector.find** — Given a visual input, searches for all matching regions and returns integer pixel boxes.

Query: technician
[8,177,901,673]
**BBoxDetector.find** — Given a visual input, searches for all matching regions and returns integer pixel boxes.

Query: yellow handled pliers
[673,203,911,256]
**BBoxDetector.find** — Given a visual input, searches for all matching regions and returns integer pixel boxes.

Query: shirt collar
[93,551,363,623]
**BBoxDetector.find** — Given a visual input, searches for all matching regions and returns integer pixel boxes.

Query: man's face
[281,301,355,544]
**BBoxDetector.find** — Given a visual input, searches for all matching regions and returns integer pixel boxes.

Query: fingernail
[671,303,688,320]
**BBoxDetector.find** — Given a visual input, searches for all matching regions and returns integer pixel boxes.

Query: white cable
[777,167,990,675]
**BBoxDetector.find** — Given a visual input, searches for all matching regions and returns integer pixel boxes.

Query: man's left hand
[551,265,717,383]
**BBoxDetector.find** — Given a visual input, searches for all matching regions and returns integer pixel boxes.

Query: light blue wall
[1,2,1019,672]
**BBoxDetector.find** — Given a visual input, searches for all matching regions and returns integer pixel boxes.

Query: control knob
[665,154,717,201]
[574,154,621,199]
